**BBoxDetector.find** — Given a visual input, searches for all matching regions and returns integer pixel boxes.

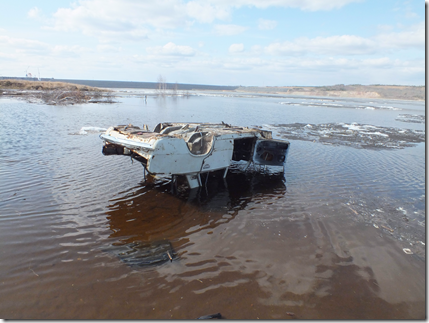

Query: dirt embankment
[237,84,425,101]
[0,79,114,105]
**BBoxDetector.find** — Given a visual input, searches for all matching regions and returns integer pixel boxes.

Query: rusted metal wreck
[100,122,290,189]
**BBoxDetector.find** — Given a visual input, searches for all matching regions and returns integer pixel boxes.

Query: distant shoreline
[0,77,425,101]
[235,84,425,101]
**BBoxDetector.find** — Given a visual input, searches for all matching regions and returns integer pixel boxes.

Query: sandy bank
[236,84,425,101]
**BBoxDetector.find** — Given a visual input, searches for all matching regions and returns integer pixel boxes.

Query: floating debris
[381,225,394,232]
[104,240,176,267]
[403,248,413,255]
[197,313,222,319]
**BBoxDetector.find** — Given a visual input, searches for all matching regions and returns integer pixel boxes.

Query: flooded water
[0,91,425,319]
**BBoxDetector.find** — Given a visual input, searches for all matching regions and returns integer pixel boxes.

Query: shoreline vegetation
[0,79,425,105]
[0,79,114,105]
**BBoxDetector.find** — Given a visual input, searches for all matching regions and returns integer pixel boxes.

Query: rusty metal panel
[100,122,290,188]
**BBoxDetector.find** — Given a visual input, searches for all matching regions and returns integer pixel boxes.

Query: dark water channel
[0,91,425,319]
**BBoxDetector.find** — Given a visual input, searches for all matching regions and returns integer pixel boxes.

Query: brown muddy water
[0,92,425,319]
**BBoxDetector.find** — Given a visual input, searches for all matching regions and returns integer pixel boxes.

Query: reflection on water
[103,170,286,267]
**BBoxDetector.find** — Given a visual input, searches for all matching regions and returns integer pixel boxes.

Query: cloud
[264,23,425,56]
[258,19,277,30]
[52,45,92,58]
[0,35,50,55]
[214,24,248,36]
[48,0,188,42]
[42,0,362,43]
[198,0,362,11]
[374,22,424,50]
[229,43,244,53]
[186,1,231,23]
[146,42,196,56]
[27,7,43,19]
[265,35,376,56]
[0,34,91,60]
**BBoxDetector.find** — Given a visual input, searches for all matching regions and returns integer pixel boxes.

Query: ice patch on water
[395,114,425,124]
[271,122,425,150]
[80,126,107,135]
[322,102,344,107]
[365,132,389,137]
[279,99,405,111]
[70,126,108,135]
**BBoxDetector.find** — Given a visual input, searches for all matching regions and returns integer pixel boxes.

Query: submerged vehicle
[100,122,290,189]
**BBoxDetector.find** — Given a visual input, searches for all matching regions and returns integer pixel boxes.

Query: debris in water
[197,313,222,319]
[381,225,394,232]
[403,248,413,255]
[104,240,176,267]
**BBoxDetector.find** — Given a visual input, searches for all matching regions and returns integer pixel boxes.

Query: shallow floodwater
[0,91,425,319]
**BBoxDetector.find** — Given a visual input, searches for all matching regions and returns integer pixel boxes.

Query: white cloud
[146,42,196,56]
[186,1,231,23]
[0,35,50,55]
[27,7,42,19]
[0,34,91,61]
[265,35,376,56]
[229,43,244,53]
[52,45,92,58]
[258,19,277,30]
[374,22,424,50]
[41,0,362,43]
[49,0,188,42]
[264,23,425,56]
[214,24,248,36]
[197,0,362,11]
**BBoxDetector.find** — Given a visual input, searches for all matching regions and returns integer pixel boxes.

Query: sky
[0,0,425,86]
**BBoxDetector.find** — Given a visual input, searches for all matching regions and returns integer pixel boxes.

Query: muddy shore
[0,79,113,105]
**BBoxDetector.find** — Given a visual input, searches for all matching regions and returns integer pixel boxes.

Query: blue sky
[0,0,425,86]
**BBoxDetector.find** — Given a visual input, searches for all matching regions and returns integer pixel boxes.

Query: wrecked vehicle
[100,122,290,189]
